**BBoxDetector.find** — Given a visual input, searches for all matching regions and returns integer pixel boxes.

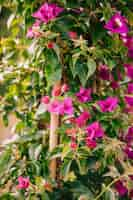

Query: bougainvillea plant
[0,0,133,199]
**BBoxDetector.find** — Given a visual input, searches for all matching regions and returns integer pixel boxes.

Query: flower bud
[41,96,50,104]
[52,85,61,96]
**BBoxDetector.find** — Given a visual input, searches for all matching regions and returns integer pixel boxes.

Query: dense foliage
[0,0,133,199]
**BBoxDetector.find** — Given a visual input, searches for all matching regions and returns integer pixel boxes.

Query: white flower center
[115,18,123,27]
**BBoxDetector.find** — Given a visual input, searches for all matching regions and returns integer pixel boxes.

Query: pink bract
[48,100,62,114]
[98,97,118,112]
[61,97,74,115]
[75,111,90,127]
[76,87,92,103]
[121,36,133,49]
[86,138,97,149]
[125,95,133,106]
[127,83,133,94]
[32,3,64,24]
[41,96,50,104]
[17,176,30,189]
[124,64,133,79]
[68,31,78,39]
[104,12,128,35]
[48,98,73,115]
[98,64,110,81]
[86,121,104,140]
[27,20,41,38]
[115,180,128,197]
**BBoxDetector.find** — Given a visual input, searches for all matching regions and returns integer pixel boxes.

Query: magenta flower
[98,65,110,81]
[104,12,128,35]
[124,64,133,79]
[70,141,77,150]
[61,97,74,115]
[115,180,128,197]
[98,97,118,112]
[110,81,120,89]
[86,121,104,140]
[75,111,90,127]
[68,31,78,39]
[27,20,41,38]
[48,100,62,114]
[76,87,92,103]
[48,98,73,115]
[32,3,64,24]
[17,176,30,189]
[122,36,133,49]
[86,138,97,149]
[125,95,133,106]
[124,146,133,159]
[127,83,133,94]
[125,126,133,144]
[61,83,69,93]
[128,48,133,59]
[41,96,50,104]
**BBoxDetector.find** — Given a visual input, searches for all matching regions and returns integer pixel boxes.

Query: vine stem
[94,175,125,200]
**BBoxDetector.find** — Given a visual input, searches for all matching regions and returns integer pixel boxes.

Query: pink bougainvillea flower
[124,146,133,159]
[61,83,69,93]
[27,27,34,38]
[128,48,133,59]
[17,176,30,189]
[125,126,133,144]
[98,65,110,81]
[86,121,104,140]
[121,36,133,49]
[110,81,120,89]
[32,3,64,24]
[124,105,133,113]
[104,12,128,35]
[124,64,133,79]
[86,138,97,149]
[41,96,50,104]
[27,20,41,38]
[70,141,77,150]
[52,85,61,97]
[127,83,133,94]
[98,97,118,112]
[61,97,74,115]
[75,111,90,127]
[48,98,73,115]
[115,180,128,197]
[125,95,133,106]
[68,31,78,39]
[76,87,92,103]
[48,100,61,114]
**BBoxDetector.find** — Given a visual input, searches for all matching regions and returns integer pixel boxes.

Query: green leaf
[87,57,96,79]
[72,54,96,86]
[61,159,72,180]
[76,159,88,175]
[45,49,62,87]
[104,189,116,200]
[7,14,16,29]
[0,148,12,177]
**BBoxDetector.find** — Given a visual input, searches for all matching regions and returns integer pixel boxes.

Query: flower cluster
[32,3,64,23]
[105,12,133,58]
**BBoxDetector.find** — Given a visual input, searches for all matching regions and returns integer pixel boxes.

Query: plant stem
[94,175,125,200]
